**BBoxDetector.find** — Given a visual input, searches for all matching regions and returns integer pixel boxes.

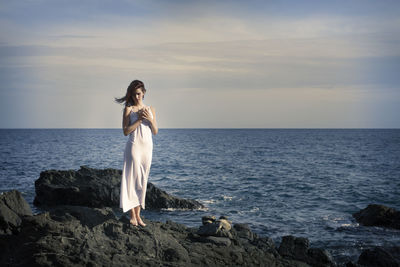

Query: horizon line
[1,127,399,130]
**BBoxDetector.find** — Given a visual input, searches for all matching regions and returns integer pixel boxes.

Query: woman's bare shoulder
[124,105,132,115]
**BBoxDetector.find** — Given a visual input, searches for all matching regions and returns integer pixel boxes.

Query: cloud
[2,31,398,93]
[1,0,399,128]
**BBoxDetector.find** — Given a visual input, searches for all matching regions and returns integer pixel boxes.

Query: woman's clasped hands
[138,107,152,122]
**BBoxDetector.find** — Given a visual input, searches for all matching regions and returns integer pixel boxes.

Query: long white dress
[120,107,153,212]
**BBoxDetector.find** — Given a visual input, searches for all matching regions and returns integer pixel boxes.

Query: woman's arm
[122,106,143,136]
[142,106,158,135]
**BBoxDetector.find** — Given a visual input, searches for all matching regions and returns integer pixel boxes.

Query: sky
[0,0,399,128]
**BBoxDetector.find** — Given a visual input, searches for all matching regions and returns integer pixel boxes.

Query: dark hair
[114,80,146,107]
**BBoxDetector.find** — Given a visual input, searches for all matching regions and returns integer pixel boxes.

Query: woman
[115,80,158,226]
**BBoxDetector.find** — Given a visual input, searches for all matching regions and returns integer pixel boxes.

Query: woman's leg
[134,205,146,226]
[130,208,138,226]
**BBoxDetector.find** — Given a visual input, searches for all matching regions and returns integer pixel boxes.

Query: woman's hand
[139,107,153,123]
[138,106,158,135]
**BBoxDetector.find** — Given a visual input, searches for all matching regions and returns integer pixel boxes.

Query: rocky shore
[1,167,399,266]
[1,190,337,266]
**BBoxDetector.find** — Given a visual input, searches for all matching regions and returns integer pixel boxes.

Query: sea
[0,128,399,264]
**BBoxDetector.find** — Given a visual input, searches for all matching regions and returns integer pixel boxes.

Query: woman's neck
[132,101,144,107]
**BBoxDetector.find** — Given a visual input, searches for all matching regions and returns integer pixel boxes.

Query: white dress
[120,106,153,212]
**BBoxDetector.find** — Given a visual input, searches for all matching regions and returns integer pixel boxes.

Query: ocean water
[1,128,399,263]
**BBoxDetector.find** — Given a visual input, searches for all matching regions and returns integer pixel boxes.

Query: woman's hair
[115,80,146,107]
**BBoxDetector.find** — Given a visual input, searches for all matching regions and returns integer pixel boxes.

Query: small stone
[202,215,216,225]
[217,218,232,231]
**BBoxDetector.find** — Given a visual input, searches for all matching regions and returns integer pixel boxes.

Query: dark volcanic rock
[146,182,204,210]
[357,247,400,267]
[0,190,327,267]
[233,223,258,242]
[279,236,310,262]
[353,204,400,230]
[278,235,336,267]
[48,205,117,228]
[0,190,32,234]
[34,166,204,210]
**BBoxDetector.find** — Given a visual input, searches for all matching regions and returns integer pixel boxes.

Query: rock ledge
[353,204,400,230]
[34,166,204,210]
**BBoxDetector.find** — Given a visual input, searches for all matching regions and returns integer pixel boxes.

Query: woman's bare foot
[130,209,138,226]
[130,218,138,226]
[137,217,146,227]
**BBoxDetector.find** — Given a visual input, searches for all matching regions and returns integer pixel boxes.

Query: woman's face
[132,88,144,103]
